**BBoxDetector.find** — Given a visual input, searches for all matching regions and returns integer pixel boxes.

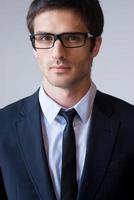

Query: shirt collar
[39,81,96,124]
[39,86,61,124]
[74,81,96,123]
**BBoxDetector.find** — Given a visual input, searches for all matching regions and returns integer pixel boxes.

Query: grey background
[0,0,134,108]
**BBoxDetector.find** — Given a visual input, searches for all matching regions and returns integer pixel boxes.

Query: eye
[36,34,54,41]
[63,34,82,42]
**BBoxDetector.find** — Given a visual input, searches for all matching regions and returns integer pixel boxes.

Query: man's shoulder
[0,89,39,123]
[96,90,133,106]
[95,90,134,118]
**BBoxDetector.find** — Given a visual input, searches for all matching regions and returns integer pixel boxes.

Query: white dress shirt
[39,82,97,200]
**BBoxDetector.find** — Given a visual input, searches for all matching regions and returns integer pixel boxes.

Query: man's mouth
[50,65,71,73]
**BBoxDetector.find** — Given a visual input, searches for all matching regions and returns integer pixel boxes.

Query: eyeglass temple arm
[87,33,94,38]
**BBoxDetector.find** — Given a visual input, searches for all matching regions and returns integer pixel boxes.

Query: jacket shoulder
[0,90,39,124]
[95,90,134,118]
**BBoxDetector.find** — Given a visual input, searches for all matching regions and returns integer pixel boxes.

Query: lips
[50,65,70,73]
[51,64,69,68]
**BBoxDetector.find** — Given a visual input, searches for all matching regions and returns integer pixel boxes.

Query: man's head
[27,0,104,50]
[27,0,104,35]
[26,0,104,94]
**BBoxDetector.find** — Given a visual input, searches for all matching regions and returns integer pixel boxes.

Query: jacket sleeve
[0,169,8,199]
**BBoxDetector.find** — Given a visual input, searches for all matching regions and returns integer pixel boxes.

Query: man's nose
[51,39,66,60]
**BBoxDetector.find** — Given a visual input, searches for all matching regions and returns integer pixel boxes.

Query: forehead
[33,9,88,33]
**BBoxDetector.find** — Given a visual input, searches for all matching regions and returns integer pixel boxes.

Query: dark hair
[27,0,104,50]
[27,0,104,36]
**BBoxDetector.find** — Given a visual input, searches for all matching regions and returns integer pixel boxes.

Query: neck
[42,80,91,108]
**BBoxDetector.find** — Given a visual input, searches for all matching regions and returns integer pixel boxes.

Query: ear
[91,36,102,58]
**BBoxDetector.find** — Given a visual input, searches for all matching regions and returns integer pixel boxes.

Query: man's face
[33,9,101,90]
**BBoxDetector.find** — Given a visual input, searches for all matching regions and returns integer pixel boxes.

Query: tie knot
[60,108,76,124]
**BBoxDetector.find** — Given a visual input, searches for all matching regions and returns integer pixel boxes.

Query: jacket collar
[78,91,120,200]
[16,90,56,200]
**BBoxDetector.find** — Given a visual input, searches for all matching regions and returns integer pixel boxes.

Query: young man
[0,0,134,199]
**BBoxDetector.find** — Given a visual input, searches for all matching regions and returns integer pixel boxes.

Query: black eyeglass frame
[30,32,94,49]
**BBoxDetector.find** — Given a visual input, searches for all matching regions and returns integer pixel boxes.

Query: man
[0,0,134,199]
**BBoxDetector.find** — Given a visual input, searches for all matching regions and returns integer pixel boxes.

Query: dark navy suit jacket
[0,90,134,200]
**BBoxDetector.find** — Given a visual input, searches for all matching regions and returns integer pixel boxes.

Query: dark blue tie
[60,109,78,200]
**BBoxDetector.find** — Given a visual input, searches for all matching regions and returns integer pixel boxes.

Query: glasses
[30,32,93,49]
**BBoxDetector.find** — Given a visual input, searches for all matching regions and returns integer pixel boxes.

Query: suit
[0,89,134,200]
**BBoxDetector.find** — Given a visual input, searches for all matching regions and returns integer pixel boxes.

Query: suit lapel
[78,91,120,200]
[14,90,120,200]
[16,91,56,200]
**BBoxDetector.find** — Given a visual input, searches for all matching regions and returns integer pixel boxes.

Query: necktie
[60,108,78,200]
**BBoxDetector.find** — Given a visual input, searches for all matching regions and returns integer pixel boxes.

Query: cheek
[75,53,92,76]
[36,52,49,67]
[69,47,91,64]
[72,52,92,69]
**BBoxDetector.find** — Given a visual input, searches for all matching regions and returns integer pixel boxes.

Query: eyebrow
[33,31,89,35]
[34,31,50,35]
